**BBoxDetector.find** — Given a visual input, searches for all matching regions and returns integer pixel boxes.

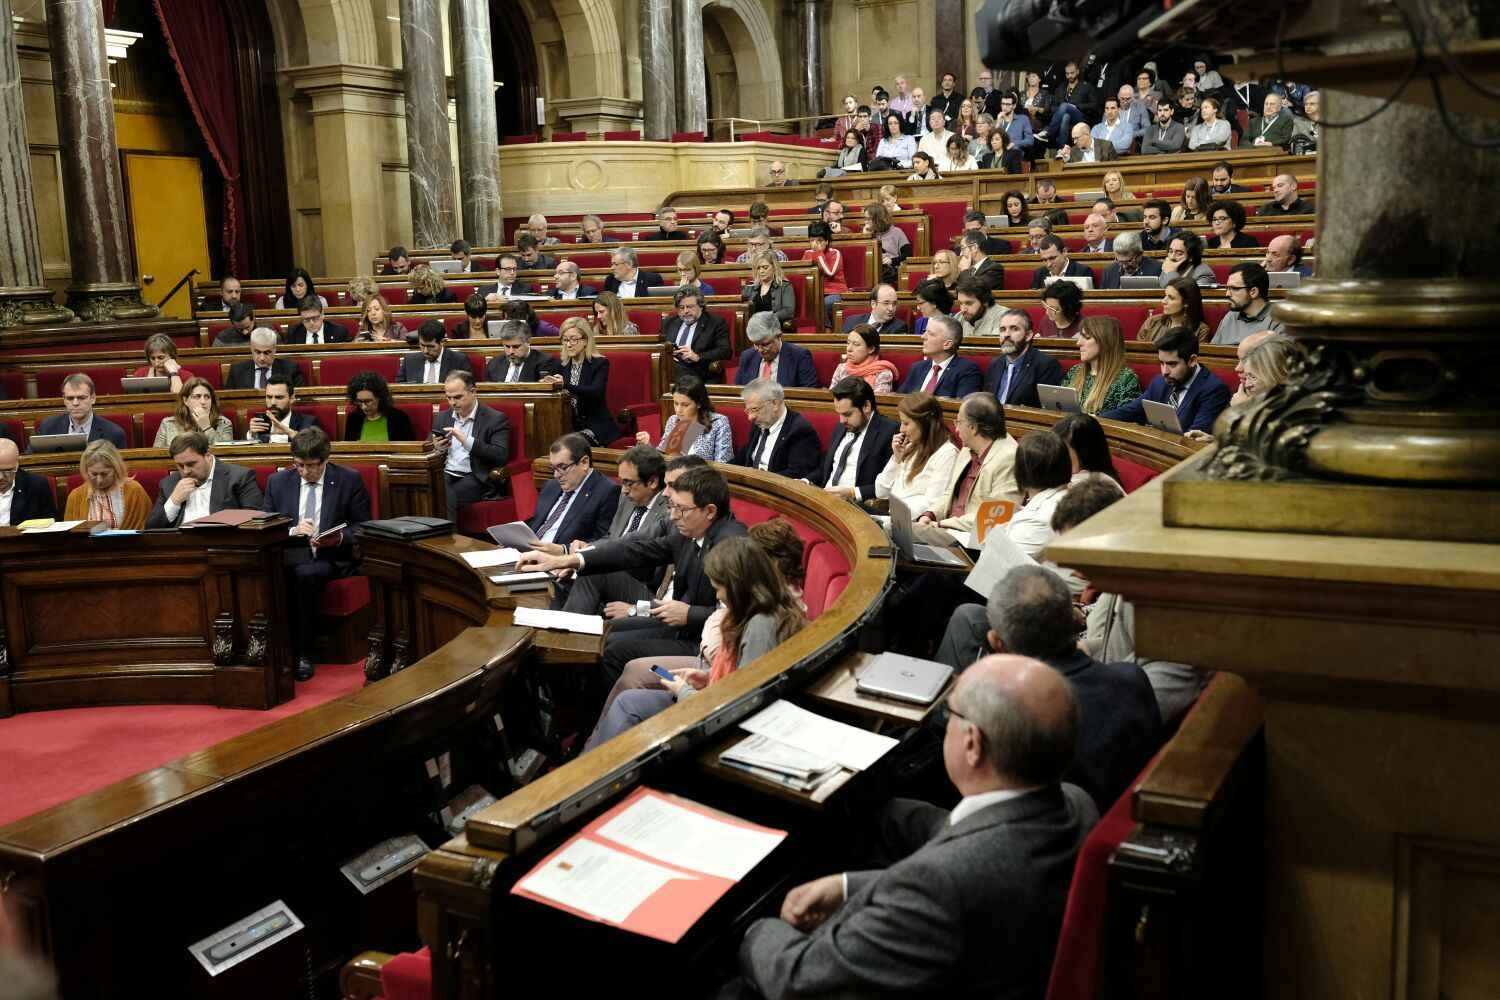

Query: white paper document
[21,520,84,534]
[513,606,604,635]
[489,570,552,586]
[460,547,522,569]
[596,793,785,882]
[720,733,836,778]
[516,837,688,925]
[740,700,898,772]
[963,529,1037,598]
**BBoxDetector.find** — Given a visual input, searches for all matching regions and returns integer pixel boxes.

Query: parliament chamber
[0,0,1497,998]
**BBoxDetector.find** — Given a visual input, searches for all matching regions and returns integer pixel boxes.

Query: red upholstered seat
[1209,264,1232,284]
[733,500,775,526]
[501,134,539,145]
[252,465,276,492]
[625,310,664,335]
[914,200,967,250]
[882,350,923,385]
[399,403,437,439]
[552,131,586,142]
[0,371,25,399]
[604,130,641,141]
[802,541,850,620]
[0,419,26,449]
[889,218,922,256]
[301,404,340,438]
[719,405,751,451]
[37,365,129,398]
[1203,303,1229,329]
[1004,265,1036,290]
[320,354,401,389]
[378,946,432,1000]
[447,283,478,301]
[241,290,277,309]
[1127,362,1158,388]
[1114,458,1157,493]
[567,251,612,270]
[671,131,706,142]
[831,243,872,291]
[455,458,536,535]
[603,351,659,440]
[799,408,840,447]
[381,287,410,305]
[807,349,841,386]
[319,575,370,616]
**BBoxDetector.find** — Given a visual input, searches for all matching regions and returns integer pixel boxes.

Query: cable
[1272,0,1426,130]
[1417,0,1500,100]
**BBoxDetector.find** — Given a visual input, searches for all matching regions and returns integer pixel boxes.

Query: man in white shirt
[903,86,931,135]
[550,260,596,299]
[1080,213,1113,253]
[1090,98,1133,155]
[808,378,898,500]
[146,431,265,528]
[917,108,954,165]
[431,371,511,519]
[0,438,57,524]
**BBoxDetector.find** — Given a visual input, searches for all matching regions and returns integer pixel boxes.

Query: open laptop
[855,652,953,705]
[780,224,810,238]
[1142,399,1185,434]
[1036,384,1082,413]
[1044,274,1095,291]
[888,496,966,567]
[1268,271,1302,288]
[428,258,465,274]
[645,284,683,296]
[27,433,87,453]
[121,376,170,394]
[1121,275,1161,290]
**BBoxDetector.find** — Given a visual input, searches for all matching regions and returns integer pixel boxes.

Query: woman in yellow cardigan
[64,440,150,529]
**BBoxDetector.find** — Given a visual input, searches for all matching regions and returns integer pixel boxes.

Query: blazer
[897,355,984,399]
[343,406,416,442]
[3,469,59,524]
[1102,366,1232,434]
[433,402,511,488]
[660,312,732,381]
[733,342,819,389]
[560,355,620,445]
[550,284,599,300]
[1067,137,1118,163]
[740,281,796,327]
[931,434,1021,533]
[1101,257,1164,289]
[477,279,534,297]
[739,787,1097,998]
[734,408,823,481]
[842,313,909,336]
[967,257,1007,293]
[526,469,620,548]
[145,459,265,528]
[602,270,664,296]
[1049,649,1162,811]
[485,350,562,384]
[396,348,472,384]
[985,348,1067,407]
[225,357,304,391]
[1250,111,1294,148]
[1140,120,1187,155]
[32,412,127,450]
[1029,259,1096,289]
[250,409,323,444]
[607,489,671,541]
[580,513,747,636]
[261,462,372,564]
[284,320,352,345]
[810,412,898,500]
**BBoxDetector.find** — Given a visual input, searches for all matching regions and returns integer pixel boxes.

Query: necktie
[1169,384,1183,409]
[759,358,773,380]
[751,429,769,469]
[507,363,521,383]
[302,482,318,525]
[256,367,267,389]
[625,505,647,535]
[537,490,574,538]
[921,363,943,394]
[677,322,694,348]
[831,429,860,486]
[309,329,321,345]
[499,285,509,297]
[425,360,438,383]
[1000,363,1015,403]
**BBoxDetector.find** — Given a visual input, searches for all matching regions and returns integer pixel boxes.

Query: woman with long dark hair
[636,374,733,461]
[344,370,415,441]
[1052,413,1122,487]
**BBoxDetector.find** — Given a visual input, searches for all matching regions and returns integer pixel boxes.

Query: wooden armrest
[1132,673,1264,830]
[340,951,394,1000]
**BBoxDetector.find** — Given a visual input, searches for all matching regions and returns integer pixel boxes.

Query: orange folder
[973,499,1017,544]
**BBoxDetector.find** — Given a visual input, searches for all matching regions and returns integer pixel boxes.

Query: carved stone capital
[63,282,159,323]
[0,287,75,328]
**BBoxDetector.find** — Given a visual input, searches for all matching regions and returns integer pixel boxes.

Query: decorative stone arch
[702,0,784,121]
[541,0,624,98]
[283,0,379,66]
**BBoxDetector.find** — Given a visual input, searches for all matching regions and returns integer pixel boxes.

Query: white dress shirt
[875,440,960,517]
[503,359,524,383]
[556,286,580,299]
[69,414,95,438]
[444,405,477,476]
[0,485,12,525]
[750,410,787,471]
[422,350,446,384]
[617,277,639,298]
[304,325,324,345]
[163,457,216,524]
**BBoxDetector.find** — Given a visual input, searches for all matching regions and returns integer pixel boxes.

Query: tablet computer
[1142,398,1184,434]
[1036,384,1082,413]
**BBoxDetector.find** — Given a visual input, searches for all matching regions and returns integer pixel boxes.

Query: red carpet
[0,661,365,829]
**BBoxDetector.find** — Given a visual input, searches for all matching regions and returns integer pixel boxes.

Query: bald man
[1064,121,1118,163]
[1263,234,1312,278]
[1259,173,1315,216]
[737,653,1097,997]
[0,438,58,525]
[1080,212,1112,253]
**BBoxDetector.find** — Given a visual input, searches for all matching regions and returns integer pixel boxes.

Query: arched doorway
[490,0,541,138]
[702,0,785,123]
[703,10,737,130]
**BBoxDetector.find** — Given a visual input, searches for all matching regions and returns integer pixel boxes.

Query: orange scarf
[844,356,899,384]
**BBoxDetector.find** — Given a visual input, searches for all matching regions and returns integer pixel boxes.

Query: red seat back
[604,130,641,141]
[354,463,382,518]
[671,131,706,142]
[802,541,850,620]
[807,349,842,386]
[604,351,654,421]
[626,310,665,335]
[320,354,401,388]
[882,350,924,385]
[552,131,586,142]
[1004,265,1035,290]
[799,408,840,448]
[1128,362,1158,388]
[0,419,26,448]
[1115,457,1157,494]
[380,287,410,305]
[836,243,872,291]
[502,134,539,145]
[399,403,437,439]
[567,252,613,270]
[37,366,128,398]
[485,400,528,458]
[717,404,752,450]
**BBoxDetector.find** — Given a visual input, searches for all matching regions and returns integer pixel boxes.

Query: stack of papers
[513,606,604,635]
[739,700,898,772]
[460,547,523,569]
[489,570,552,591]
[20,519,83,534]
[718,734,842,792]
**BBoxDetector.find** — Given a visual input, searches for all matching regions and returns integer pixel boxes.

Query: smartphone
[650,665,675,681]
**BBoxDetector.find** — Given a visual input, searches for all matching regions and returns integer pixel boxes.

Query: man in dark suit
[261,427,372,679]
[1140,100,1187,155]
[1063,122,1118,163]
[1029,235,1096,289]
[517,465,747,683]
[1249,93,1295,149]
[808,378,897,500]
[478,255,533,299]
[557,444,675,615]
[0,438,58,523]
[514,234,557,272]
[397,320,472,385]
[146,432,265,528]
[1209,161,1249,196]
[734,651,1097,997]
[734,379,822,480]
[522,434,620,551]
[248,374,324,443]
[841,283,908,336]
[284,298,352,345]
[486,322,562,383]
[225,328,305,390]
[602,248,663,297]
[639,206,688,241]
[985,310,1066,408]
[432,370,511,520]
[962,211,1011,256]
[30,373,127,452]
[897,316,983,400]
[733,312,819,388]
[1099,231,1164,289]
[660,286,731,381]
[549,260,598,300]
[1103,327,1232,433]
[958,233,1006,293]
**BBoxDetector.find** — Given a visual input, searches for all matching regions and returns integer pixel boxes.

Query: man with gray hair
[734,227,788,264]
[985,307,1064,407]
[733,312,818,388]
[527,212,561,245]
[603,247,663,297]
[642,205,688,241]
[898,313,983,399]
[485,321,561,383]
[735,652,1096,996]
[1101,230,1163,288]
[660,285,731,381]
[576,213,606,244]
[226,328,304,390]
[734,378,822,479]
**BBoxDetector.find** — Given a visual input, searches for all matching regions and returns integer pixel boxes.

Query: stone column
[451,0,501,245]
[675,0,706,134]
[800,0,823,131]
[42,0,153,321]
[639,0,676,140]
[399,0,456,248]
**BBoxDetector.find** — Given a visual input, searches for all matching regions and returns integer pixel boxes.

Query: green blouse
[358,416,390,442]
[1068,365,1142,414]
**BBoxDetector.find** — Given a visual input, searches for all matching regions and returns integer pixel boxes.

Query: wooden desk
[0,518,296,715]
[802,651,952,730]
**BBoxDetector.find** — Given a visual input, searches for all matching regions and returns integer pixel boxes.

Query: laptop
[855,652,953,705]
[428,258,465,274]
[645,284,683,296]
[27,433,87,453]
[1044,274,1095,291]
[888,496,966,567]
[984,214,1008,228]
[121,376,171,394]
[781,224,810,237]
[1142,398,1185,434]
[1121,275,1161,290]
[1036,384,1082,413]
[1268,271,1302,288]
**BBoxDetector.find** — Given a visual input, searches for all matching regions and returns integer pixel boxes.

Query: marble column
[800,0,823,130]
[43,0,153,321]
[639,0,676,140]
[399,0,456,248]
[452,0,501,246]
[675,0,706,134]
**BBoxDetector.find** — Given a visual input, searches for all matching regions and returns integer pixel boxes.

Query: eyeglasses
[1224,282,1247,292]
[550,460,577,477]
[938,697,977,731]
[618,476,641,489]
[666,501,701,516]
[0,467,17,478]
[561,336,585,345]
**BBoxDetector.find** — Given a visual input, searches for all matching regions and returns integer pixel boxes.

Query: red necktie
[921,363,943,394]
[759,359,773,380]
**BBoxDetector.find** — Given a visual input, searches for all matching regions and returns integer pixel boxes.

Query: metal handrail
[707,113,834,141]
[156,268,200,318]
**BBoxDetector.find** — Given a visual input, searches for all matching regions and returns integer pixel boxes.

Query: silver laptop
[781,224,810,238]
[1268,271,1302,288]
[27,433,87,453]
[121,376,170,394]
[645,284,682,296]
[1121,275,1160,290]
[985,214,1008,227]
[428,258,465,274]
[1036,384,1082,413]
[1044,274,1095,291]
[1141,398,1184,434]
[855,652,953,705]
[888,496,966,567]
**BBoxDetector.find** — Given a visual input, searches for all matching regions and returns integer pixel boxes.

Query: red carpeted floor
[0,661,366,829]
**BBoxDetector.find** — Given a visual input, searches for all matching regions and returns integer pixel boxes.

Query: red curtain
[150,0,247,274]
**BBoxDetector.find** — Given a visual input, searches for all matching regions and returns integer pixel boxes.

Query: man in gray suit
[736,653,1098,998]
[557,444,677,614]
[146,432,265,528]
